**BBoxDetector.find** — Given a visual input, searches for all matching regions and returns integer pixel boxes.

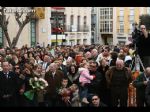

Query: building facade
[0,7,51,48]
[64,7,92,46]
[92,7,149,46]
[114,7,147,45]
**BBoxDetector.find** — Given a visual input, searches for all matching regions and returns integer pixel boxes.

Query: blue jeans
[79,84,89,100]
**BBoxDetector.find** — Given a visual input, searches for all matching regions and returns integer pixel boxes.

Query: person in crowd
[35,54,43,64]
[33,64,46,106]
[106,59,132,107]
[69,84,81,107]
[113,45,120,53]
[145,68,150,106]
[84,51,92,61]
[78,62,96,105]
[88,61,102,97]
[89,94,107,107]
[41,55,51,72]
[133,67,150,107]
[136,25,150,68]
[13,64,25,106]
[57,77,71,107]
[109,51,118,66]
[0,61,19,107]
[97,59,110,106]
[91,49,99,62]
[55,59,68,77]
[44,63,64,107]
[97,47,111,64]
[21,63,38,106]
[67,64,80,86]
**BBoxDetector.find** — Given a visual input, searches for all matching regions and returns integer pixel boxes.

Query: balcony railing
[64,25,89,32]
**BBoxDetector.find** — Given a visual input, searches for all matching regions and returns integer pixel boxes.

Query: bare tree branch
[0,7,11,47]
[11,11,35,48]
[23,11,35,25]
[4,15,10,27]
[15,11,23,27]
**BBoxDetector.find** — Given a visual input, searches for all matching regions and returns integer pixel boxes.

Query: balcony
[64,25,90,32]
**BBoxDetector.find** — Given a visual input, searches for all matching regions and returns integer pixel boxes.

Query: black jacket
[0,71,19,106]
[133,72,147,102]
[136,33,150,58]
[145,81,150,106]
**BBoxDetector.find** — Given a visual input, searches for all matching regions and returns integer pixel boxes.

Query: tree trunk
[3,28,12,47]
[11,24,25,48]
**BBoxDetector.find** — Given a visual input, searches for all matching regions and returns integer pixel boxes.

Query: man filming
[136,25,150,68]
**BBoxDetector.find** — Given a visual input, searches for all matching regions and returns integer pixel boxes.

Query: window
[120,10,124,16]
[100,8,113,33]
[0,26,3,48]
[110,8,113,19]
[129,15,134,22]
[70,15,74,25]
[110,21,113,32]
[130,9,134,15]
[119,22,124,33]
[77,16,80,31]
[30,19,36,47]
[83,16,87,25]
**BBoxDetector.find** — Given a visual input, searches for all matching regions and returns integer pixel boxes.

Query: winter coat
[79,68,94,84]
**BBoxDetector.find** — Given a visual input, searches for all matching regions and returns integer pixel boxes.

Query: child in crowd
[69,84,81,107]
[58,78,71,107]
[78,62,96,104]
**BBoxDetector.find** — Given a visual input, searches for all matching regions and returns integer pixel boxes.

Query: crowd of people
[0,24,149,107]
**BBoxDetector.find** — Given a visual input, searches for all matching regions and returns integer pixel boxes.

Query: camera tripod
[132,44,145,72]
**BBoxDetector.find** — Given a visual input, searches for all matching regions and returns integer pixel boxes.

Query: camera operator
[136,25,150,68]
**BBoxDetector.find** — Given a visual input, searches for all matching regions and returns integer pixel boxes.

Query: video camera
[132,23,142,45]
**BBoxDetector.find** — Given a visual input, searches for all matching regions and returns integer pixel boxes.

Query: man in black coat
[106,59,132,107]
[136,25,150,68]
[133,67,150,107]
[44,63,64,107]
[89,62,103,100]
[0,61,19,107]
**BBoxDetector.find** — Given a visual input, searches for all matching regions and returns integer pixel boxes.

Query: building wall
[2,7,51,48]
[36,7,51,47]
[5,7,31,48]
[64,7,91,45]
[115,7,147,45]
